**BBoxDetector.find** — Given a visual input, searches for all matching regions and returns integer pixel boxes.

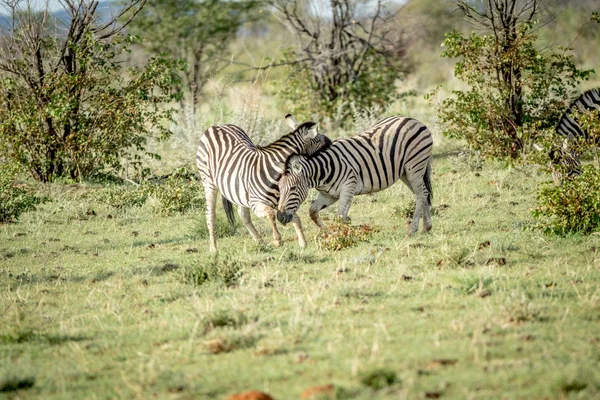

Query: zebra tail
[221,196,236,233]
[424,159,433,206]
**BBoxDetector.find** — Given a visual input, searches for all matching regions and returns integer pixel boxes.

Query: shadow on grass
[0,330,88,345]
[0,375,35,393]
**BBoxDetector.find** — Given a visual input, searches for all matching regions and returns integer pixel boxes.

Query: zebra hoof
[273,240,283,248]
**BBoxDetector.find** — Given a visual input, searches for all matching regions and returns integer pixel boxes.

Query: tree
[0,0,183,182]
[433,0,593,160]
[271,0,409,124]
[128,0,263,118]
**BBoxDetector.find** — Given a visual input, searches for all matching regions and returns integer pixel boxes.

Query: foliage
[128,0,263,116]
[0,163,43,222]
[94,167,204,215]
[273,0,408,125]
[316,222,377,251]
[360,368,399,390]
[533,166,600,235]
[432,3,592,160]
[180,259,244,287]
[281,49,400,126]
[0,3,183,182]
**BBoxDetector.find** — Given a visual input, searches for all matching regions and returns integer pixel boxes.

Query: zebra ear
[306,124,319,139]
[291,158,303,174]
[285,114,299,130]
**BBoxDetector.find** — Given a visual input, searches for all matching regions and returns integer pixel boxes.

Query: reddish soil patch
[227,390,274,400]
[301,384,334,398]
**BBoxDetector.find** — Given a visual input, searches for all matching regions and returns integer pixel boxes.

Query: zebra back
[556,88,600,139]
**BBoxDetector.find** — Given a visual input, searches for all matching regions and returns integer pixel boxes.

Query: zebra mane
[258,122,317,147]
[556,87,600,137]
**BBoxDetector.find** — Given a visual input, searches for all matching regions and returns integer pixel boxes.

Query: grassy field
[1,138,599,400]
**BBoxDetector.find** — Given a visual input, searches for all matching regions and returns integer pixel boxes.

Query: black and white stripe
[276,115,434,235]
[550,88,600,184]
[196,117,331,252]
[556,88,600,140]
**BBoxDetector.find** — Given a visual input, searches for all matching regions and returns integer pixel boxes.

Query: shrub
[180,259,244,288]
[316,222,377,251]
[94,167,204,215]
[533,166,600,235]
[0,163,43,222]
[431,2,592,160]
[360,368,399,390]
[0,22,183,182]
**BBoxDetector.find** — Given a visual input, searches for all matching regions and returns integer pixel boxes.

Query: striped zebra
[196,115,331,253]
[548,87,600,184]
[556,88,600,140]
[276,115,433,235]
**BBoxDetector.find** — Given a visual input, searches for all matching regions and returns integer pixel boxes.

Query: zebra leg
[406,173,426,236]
[238,206,262,242]
[309,193,338,228]
[254,204,283,247]
[337,184,357,223]
[291,213,307,248]
[202,183,219,253]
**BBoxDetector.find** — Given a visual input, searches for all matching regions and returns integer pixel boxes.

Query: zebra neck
[306,156,330,188]
[258,135,304,164]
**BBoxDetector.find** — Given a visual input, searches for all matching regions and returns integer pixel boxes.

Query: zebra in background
[547,87,600,184]
[276,115,433,236]
[196,115,331,253]
[556,88,600,140]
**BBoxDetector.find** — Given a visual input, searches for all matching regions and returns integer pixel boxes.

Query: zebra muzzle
[277,210,293,225]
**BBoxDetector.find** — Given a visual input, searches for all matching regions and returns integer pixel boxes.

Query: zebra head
[285,114,332,156]
[277,155,312,225]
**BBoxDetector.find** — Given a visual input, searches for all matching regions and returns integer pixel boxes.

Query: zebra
[196,115,332,253]
[546,87,600,184]
[276,115,433,236]
[556,87,600,140]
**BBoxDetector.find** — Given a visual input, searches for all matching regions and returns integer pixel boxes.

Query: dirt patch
[227,390,274,400]
[301,384,334,398]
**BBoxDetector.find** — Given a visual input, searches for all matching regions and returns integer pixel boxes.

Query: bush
[533,166,600,235]
[0,29,182,182]
[281,49,400,126]
[360,368,399,390]
[431,6,592,160]
[0,163,43,222]
[180,259,244,288]
[316,222,377,251]
[94,167,204,215]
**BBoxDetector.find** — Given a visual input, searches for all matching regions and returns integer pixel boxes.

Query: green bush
[0,30,182,182]
[280,49,399,126]
[431,17,592,160]
[360,368,399,390]
[180,259,243,288]
[0,163,43,222]
[533,166,600,235]
[94,167,204,215]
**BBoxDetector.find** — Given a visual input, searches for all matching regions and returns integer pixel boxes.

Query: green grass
[1,148,599,399]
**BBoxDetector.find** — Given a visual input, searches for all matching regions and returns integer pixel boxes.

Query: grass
[1,145,599,399]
